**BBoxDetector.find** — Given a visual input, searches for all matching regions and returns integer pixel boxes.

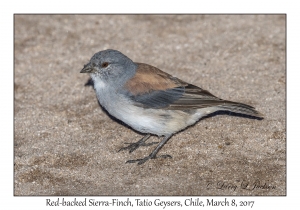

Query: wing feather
[122,63,262,117]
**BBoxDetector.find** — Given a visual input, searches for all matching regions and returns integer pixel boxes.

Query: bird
[80,49,263,165]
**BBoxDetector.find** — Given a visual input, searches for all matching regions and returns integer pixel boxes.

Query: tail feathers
[218,102,263,118]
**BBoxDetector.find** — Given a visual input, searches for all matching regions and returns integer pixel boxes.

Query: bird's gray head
[80,49,137,84]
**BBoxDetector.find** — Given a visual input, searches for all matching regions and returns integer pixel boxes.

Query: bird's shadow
[84,78,94,87]
[83,78,263,136]
[202,110,264,121]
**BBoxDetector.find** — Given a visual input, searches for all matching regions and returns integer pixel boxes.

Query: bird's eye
[101,62,109,68]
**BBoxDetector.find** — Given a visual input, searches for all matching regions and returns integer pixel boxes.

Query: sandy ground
[14,15,285,196]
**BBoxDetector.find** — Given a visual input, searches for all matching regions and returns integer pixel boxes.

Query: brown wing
[124,63,226,109]
[123,63,263,117]
[124,63,187,95]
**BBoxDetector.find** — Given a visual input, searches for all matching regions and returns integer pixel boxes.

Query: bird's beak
[80,62,95,73]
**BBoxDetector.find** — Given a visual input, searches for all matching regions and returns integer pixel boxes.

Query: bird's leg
[126,134,173,165]
[118,134,158,153]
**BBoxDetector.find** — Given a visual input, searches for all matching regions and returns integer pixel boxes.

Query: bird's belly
[102,99,190,136]
[95,88,213,136]
[111,103,174,135]
[96,91,163,135]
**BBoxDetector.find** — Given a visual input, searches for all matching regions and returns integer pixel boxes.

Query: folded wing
[123,63,262,118]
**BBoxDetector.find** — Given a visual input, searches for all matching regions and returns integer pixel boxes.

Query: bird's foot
[118,134,157,153]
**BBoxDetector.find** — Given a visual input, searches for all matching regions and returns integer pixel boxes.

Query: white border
[2,0,297,209]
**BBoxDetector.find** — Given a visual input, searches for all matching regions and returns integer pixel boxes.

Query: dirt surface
[14,15,286,196]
